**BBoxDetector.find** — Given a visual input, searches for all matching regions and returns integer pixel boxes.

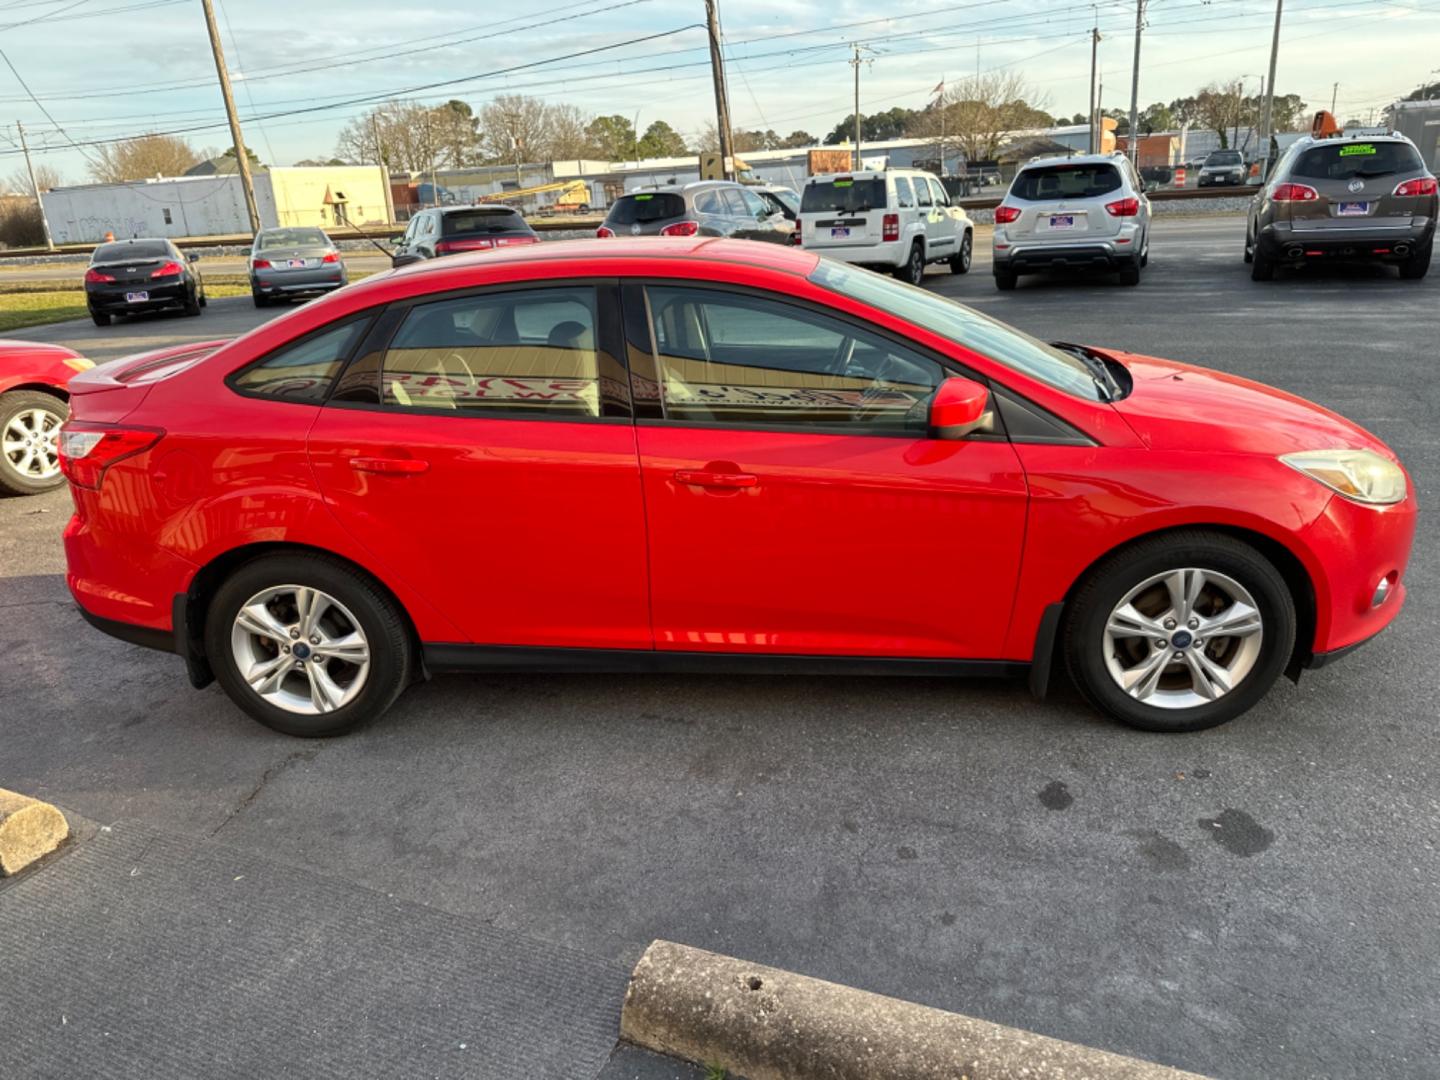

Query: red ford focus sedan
[59,238,1414,736]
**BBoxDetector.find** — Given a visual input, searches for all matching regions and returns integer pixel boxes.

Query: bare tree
[1191,81,1249,149]
[479,94,551,163]
[89,134,199,183]
[546,104,594,160]
[6,162,63,196]
[335,100,443,172]
[913,71,1050,162]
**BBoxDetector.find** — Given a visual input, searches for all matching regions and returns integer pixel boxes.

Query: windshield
[605,193,686,224]
[1010,164,1121,201]
[1206,151,1243,166]
[258,228,330,249]
[442,209,529,235]
[801,177,887,213]
[809,261,1101,400]
[1292,141,1423,180]
[92,240,170,263]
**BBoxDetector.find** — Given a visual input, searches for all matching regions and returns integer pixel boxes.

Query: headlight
[1281,449,1407,505]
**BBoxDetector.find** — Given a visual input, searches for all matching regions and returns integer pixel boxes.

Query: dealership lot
[3,215,1438,1078]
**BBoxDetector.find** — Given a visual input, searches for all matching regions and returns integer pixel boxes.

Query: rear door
[1286,139,1429,231]
[799,175,888,252]
[307,280,652,650]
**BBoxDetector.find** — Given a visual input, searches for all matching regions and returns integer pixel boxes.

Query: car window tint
[894,176,915,208]
[800,177,887,213]
[644,286,944,433]
[915,179,933,207]
[232,319,370,402]
[442,209,529,235]
[1292,141,1423,180]
[607,193,686,224]
[92,240,170,262]
[379,287,620,418]
[694,190,722,215]
[1011,164,1122,200]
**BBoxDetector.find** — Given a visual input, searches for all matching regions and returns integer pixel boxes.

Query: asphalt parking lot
[3,214,1437,1079]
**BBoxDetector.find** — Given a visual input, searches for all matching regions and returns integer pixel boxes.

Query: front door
[307,281,651,649]
[924,176,959,254]
[625,283,1029,659]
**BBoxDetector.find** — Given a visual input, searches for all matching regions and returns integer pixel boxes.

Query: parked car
[59,238,1414,737]
[597,181,790,243]
[797,168,973,284]
[247,227,348,307]
[1245,129,1436,281]
[991,153,1151,289]
[84,238,205,326]
[0,339,91,495]
[1197,149,1248,187]
[750,184,801,242]
[391,206,540,266]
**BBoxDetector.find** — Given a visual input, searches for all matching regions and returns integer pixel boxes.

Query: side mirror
[929,376,991,439]
[187,252,200,263]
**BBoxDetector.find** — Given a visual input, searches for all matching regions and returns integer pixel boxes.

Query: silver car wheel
[1103,568,1263,710]
[230,584,371,715]
[2,406,62,481]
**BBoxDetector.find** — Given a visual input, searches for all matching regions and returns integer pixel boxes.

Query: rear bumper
[86,282,190,312]
[994,242,1137,273]
[1258,219,1433,260]
[252,268,347,294]
[804,239,908,269]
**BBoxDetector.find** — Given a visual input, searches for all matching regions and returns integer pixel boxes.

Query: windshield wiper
[1053,342,1120,402]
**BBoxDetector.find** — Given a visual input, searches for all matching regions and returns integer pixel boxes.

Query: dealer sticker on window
[1339,144,1377,156]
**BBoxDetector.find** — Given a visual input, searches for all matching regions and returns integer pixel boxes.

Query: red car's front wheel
[1064,531,1297,732]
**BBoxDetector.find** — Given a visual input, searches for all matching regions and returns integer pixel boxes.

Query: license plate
[287,258,308,268]
[1337,202,1369,216]
[124,291,148,303]
[1049,215,1075,229]
[830,227,850,239]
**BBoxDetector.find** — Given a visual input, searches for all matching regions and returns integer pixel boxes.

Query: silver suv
[992,153,1152,289]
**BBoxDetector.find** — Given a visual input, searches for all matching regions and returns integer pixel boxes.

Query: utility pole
[371,112,384,167]
[703,0,735,180]
[1126,0,1146,167]
[1331,82,1338,113]
[852,44,863,170]
[16,122,55,252]
[200,0,260,233]
[1088,26,1102,154]
[1258,0,1283,177]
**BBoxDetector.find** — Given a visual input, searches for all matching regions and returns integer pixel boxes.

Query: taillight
[792,219,802,245]
[1393,176,1438,197]
[321,251,340,263]
[994,205,1021,224]
[59,422,163,490]
[1271,183,1319,202]
[882,213,900,242]
[493,235,539,246]
[596,225,615,238]
[434,238,495,254]
[251,258,272,269]
[151,260,184,278]
[659,220,700,237]
[1105,197,1140,217]
[84,268,115,284]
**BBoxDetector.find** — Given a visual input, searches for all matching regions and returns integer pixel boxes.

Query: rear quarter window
[1010,165,1121,201]
[606,193,686,224]
[230,318,371,403]
[1292,142,1424,180]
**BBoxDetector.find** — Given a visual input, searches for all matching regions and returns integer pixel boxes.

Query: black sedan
[84,238,206,326]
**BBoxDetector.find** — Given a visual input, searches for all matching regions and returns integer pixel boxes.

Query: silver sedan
[247,227,348,307]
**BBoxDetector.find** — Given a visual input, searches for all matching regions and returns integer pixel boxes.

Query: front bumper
[1198,172,1245,187]
[86,281,189,313]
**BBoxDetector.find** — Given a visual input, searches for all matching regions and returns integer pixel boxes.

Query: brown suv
[1244,130,1436,280]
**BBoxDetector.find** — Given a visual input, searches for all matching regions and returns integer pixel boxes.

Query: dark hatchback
[596,181,789,242]
[390,206,540,266]
[84,238,205,326]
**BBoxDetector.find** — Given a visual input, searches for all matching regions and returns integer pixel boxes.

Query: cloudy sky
[1,0,1434,184]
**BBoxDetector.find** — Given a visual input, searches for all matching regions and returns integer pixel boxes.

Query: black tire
[950,231,972,274]
[0,390,68,496]
[183,288,201,316]
[894,241,925,286]
[252,288,269,308]
[1118,258,1142,286]
[1251,246,1275,281]
[994,268,1018,291]
[1064,530,1296,733]
[199,288,208,308]
[1243,225,1255,264]
[1399,236,1432,280]
[204,552,414,737]
[90,308,110,327]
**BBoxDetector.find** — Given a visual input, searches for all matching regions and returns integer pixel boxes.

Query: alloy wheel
[1102,568,1264,709]
[230,584,371,715]
[2,406,62,482]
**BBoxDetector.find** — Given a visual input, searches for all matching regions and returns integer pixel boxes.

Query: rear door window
[800,177,887,214]
[1292,141,1424,180]
[1010,164,1122,201]
[607,193,686,224]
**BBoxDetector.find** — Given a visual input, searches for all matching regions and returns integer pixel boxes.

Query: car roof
[435,204,520,214]
[1019,153,1126,170]
[1287,131,1418,153]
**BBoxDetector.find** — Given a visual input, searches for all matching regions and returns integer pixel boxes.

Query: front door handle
[350,456,429,476]
[674,468,758,489]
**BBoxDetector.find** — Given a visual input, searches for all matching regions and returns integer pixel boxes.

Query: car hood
[1101,349,1391,457]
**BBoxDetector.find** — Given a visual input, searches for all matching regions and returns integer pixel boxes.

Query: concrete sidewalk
[0,822,665,1080]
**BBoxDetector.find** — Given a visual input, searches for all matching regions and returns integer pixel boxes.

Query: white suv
[798,169,973,285]
[991,153,1151,290]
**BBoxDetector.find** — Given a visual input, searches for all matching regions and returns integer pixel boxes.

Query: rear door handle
[350,456,429,476]
[673,469,757,489]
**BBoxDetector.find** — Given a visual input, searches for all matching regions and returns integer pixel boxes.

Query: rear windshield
[92,240,170,263]
[605,193,686,225]
[801,177,887,213]
[442,209,530,236]
[1205,151,1243,166]
[1009,165,1121,201]
[1292,141,1423,180]
[258,228,330,249]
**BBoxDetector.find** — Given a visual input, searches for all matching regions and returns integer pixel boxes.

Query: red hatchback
[1,338,93,495]
[60,239,1415,736]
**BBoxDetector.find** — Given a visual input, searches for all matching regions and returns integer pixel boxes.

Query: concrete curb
[621,941,1211,1080]
[0,789,69,876]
